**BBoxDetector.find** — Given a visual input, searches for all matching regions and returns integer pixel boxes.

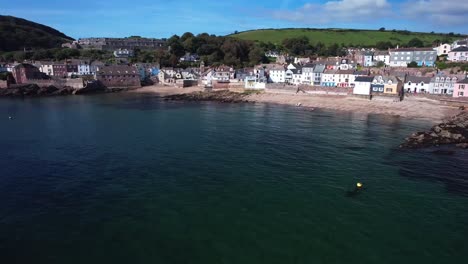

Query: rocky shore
[400,111,468,149]
[0,83,122,97]
[163,90,255,103]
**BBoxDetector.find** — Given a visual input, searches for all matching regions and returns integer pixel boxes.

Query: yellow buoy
[356,182,363,188]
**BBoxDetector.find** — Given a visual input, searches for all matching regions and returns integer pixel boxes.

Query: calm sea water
[1,94,467,264]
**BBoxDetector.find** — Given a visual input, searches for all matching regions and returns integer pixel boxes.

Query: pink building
[453,78,468,98]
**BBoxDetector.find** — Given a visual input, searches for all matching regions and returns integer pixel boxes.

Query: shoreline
[129,85,462,123]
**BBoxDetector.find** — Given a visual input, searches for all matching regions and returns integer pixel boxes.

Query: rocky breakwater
[400,112,468,149]
[0,84,76,97]
[163,90,254,103]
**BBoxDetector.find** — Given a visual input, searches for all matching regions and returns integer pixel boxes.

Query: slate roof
[406,76,432,83]
[355,76,374,82]
[458,78,468,84]
[98,65,138,75]
[313,64,326,73]
[451,46,468,52]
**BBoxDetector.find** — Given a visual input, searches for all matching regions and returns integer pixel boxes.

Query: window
[407,57,411,60]
[386,88,392,92]
[459,92,464,96]
[461,85,466,89]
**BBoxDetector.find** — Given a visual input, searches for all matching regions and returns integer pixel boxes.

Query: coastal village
[1,36,468,101]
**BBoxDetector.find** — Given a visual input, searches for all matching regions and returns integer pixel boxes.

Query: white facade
[39,63,54,76]
[404,81,430,93]
[78,63,91,75]
[434,43,451,56]
[374,53,390,65]
[269,68,285,83]
[448,47,468,62]
[353,81,372,95]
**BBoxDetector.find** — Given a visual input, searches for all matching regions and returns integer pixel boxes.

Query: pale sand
[130,86,460,122]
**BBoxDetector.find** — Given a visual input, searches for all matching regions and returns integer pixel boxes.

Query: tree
[407,61,418,68]
[376,61,385,68]
[248,46,266,66]
[282,36,310,56]
[375,41,394,50]
[180,32,195,42]
[407,38,424,48]
[379,27,385,31]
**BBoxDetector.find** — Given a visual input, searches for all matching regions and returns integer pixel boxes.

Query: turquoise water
[0,94,467,263]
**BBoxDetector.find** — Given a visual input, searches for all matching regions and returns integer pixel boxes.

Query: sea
[1,94,467,264]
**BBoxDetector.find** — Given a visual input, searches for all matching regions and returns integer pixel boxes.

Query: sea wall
[23,78,85,89]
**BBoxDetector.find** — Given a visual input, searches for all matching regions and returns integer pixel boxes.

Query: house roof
[355,76,374,82]
[15,63,38,69]
[323,69,338,74]
[98,65,138,75]
[451,46,468,52]
[374,50,389,56]
[337,69,354,74]
[406,76,432,83]
[313,64,326,73]
[390,48,434,52]
[458,78,468,84]
[353,70,369,76]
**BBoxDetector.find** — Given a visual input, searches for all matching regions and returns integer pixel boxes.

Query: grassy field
[230,28,461,47]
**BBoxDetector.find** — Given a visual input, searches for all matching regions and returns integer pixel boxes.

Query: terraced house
[389,48,436,67]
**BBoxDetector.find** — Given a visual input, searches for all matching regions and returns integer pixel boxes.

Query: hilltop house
[453,78,468,98]
[373,51,390,66]
[404,76,432,93]
[389,48,437,67]
[434,43,451,56]
[448,46,468,62]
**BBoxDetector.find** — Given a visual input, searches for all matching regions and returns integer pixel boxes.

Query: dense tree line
[0,15,73,52]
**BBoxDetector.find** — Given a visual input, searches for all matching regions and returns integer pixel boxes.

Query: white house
[301,63,315,85]
[78,61,91,75]
[269,65,286,83]
[404,76,432,93]
[448,46,468,62]
[312,64,325,86]
[292,67,303,85]
[353,76,374,95]
[38,61,54,76]
[434,43,451,56]
[373,51,390,66]
[429,74,462,95]
[321,69,338,87]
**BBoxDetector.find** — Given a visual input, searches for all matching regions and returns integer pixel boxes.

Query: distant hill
[0,15,74,52]
[230,28,462,47]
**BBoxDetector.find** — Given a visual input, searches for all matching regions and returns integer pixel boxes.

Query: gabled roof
[313,64,326,73]
[355,76,374,82]
[451,46,468,52]
[406,76,432,83]
[457,78,468,84]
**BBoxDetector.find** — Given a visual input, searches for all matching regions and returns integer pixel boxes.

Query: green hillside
[0,15,74,52]
[230,28,461,47]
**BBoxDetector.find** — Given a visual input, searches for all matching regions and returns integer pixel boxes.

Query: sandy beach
[131,85,461,122]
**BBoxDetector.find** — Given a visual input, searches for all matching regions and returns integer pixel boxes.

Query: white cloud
[401,0,468,27]
[272,0,391,24]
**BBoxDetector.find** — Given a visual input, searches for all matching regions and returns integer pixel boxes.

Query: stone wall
[23,78,85,89]
[0,80,8,89]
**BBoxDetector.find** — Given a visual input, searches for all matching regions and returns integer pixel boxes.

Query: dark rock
[432,150,456,155]
[456,143,468,149]
[164,90,251,104]
[400,112,468,149]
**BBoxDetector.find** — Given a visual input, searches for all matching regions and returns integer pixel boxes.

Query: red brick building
[53,63,67,78]
[12,64,42,84]
[96,65,141,88]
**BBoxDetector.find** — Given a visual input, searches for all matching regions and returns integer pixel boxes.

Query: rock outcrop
[164,90,253,103]
[400,112,468,148]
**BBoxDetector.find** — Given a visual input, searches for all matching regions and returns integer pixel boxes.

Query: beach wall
[23,78,85,89]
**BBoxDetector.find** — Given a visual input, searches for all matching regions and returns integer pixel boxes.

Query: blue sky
[2,0,467,39]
